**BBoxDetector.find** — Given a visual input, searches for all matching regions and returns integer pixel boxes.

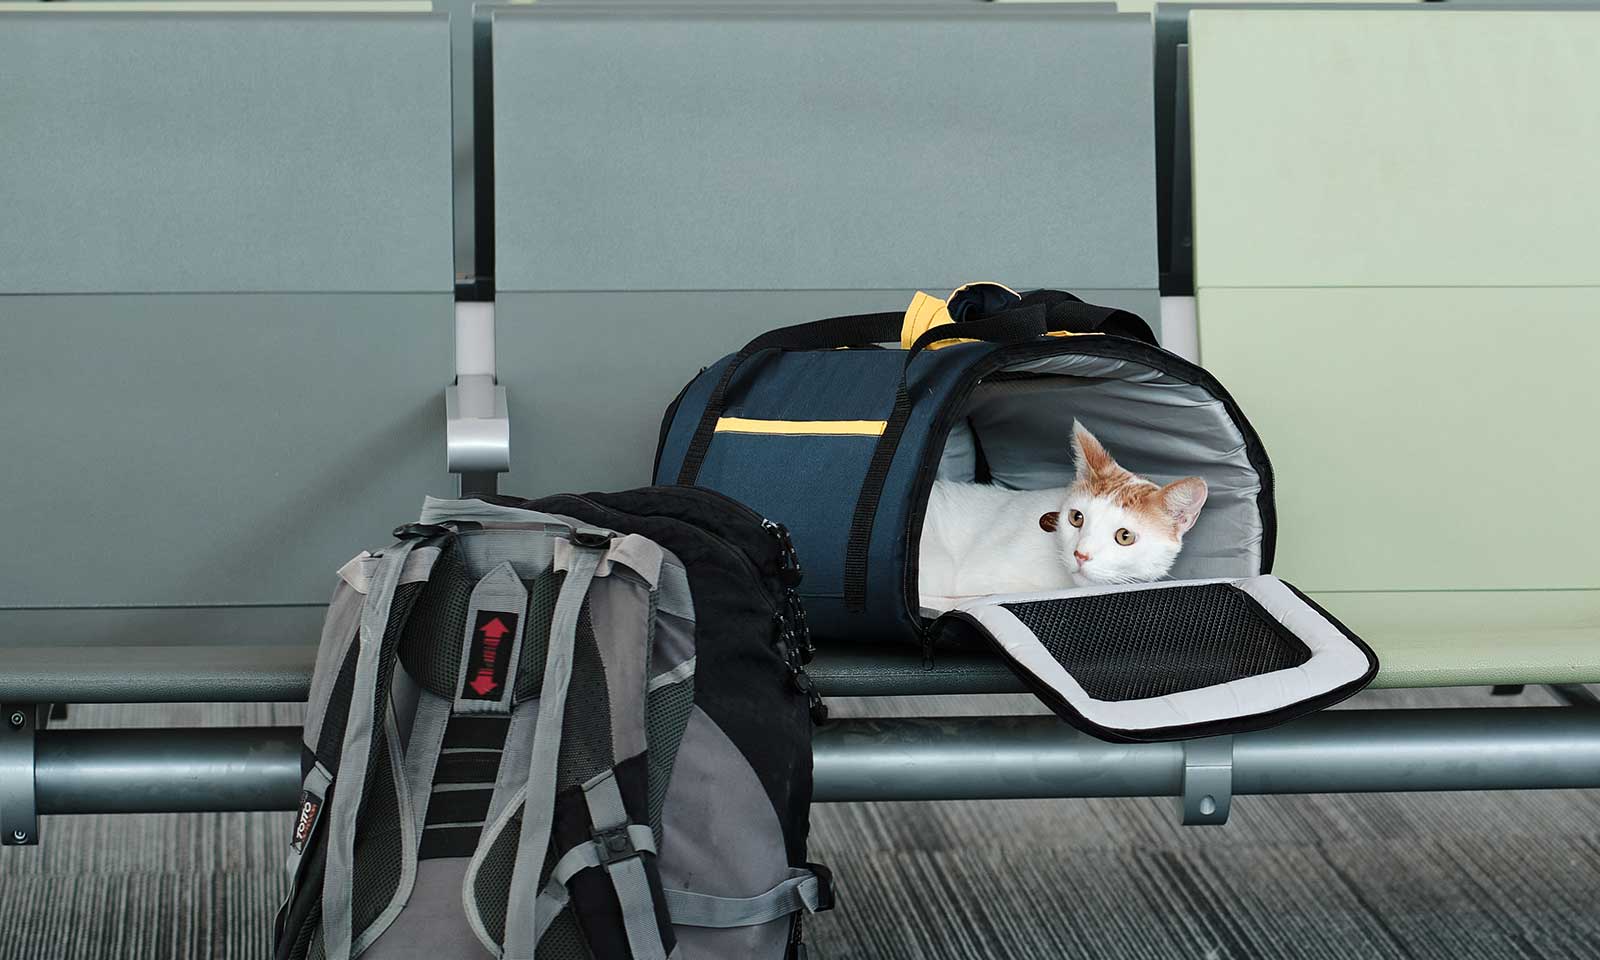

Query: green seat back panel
[1199,288,1600,593]
[1190,8,1600,288]
[1190,9,1600,674]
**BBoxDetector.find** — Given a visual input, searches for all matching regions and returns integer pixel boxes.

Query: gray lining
[939,352,1265,581]
[321,539,417,960]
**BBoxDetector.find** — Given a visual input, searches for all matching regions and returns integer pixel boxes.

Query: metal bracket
[1176,735,1233,826]
[0,704,38,845]
[446,373,510,484]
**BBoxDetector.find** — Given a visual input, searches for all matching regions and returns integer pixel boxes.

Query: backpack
[274,489,830,960]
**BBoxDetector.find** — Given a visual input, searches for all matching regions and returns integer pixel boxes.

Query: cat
[918,420,1208,604]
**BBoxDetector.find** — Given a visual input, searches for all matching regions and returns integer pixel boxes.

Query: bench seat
[4,590,1596,705]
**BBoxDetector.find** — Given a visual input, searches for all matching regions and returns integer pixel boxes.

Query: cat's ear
[1160,477,1209,535]
[1071,420,1114,480]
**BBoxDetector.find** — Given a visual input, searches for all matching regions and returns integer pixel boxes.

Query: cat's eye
[1067,509,1084,528]
[1115,528,1137,546]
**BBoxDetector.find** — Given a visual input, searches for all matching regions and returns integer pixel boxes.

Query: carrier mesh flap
[1002,583,1310,701]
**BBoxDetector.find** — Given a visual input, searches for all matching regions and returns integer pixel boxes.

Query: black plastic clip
[593,824,639,866]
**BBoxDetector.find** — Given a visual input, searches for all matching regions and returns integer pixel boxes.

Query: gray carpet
[3,689,1597,959]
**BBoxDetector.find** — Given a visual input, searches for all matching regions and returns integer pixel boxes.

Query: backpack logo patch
[291,791,323,853]
[462,610,520,700]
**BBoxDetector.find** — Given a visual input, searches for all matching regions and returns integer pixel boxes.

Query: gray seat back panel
[0,13,456,621]
[0,12,454,295]
[492,7,1158,491]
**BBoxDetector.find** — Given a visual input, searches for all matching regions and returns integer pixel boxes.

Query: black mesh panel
[1002,583,1310,701]
[645,676,695,846]
[554,602,612,790]
[538,913,592,960]
[398,552,565,705]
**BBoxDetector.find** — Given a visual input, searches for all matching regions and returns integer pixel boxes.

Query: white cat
[918,421,1208,605]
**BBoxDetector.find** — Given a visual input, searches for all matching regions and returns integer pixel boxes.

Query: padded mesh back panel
[1003,584,1309,701]
[398,547,476,694]
[396,548,564,703]
[539,912,593,960]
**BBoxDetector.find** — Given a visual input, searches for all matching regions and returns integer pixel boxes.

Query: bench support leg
[0,704,38,845]
[1176,735,1233,826]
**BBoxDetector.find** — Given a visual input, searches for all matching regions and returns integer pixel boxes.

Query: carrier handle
[840,306,1059,610]
[674,310,903,485]
[674,294,1150,487]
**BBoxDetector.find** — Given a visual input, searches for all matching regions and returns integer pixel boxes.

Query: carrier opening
[922,350,1275,613]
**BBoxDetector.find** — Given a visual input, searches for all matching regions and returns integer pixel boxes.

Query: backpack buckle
[592,824,639,866]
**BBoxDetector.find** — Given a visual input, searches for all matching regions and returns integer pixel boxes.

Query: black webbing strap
[674,311,902,485]
[840,306,1050,610]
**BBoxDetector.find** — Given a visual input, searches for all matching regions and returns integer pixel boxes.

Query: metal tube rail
[21,707,1600,816]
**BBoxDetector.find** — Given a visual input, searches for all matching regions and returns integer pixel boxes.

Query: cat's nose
[1073,550,1091,565]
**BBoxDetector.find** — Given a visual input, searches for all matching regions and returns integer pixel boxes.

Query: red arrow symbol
[468,672,498,696]
[480,617,510,639]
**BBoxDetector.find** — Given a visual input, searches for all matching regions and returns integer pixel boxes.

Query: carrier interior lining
[934,353,1265,581]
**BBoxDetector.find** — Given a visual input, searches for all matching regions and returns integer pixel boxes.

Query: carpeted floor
[2,688,1596,959]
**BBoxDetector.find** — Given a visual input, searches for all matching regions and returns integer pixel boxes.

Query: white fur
[918,423,1206,604]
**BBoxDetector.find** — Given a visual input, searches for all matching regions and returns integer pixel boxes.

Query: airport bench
[3,0,1597,878]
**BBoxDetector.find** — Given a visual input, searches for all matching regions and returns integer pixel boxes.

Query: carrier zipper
[898,337,1280,645]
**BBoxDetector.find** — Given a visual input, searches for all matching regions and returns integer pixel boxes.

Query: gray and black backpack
[274,489,830,960]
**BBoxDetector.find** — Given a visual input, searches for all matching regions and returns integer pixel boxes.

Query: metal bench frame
[4,642,1598,848]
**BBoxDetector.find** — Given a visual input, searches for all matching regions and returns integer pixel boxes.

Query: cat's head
[1051,421,1208,585]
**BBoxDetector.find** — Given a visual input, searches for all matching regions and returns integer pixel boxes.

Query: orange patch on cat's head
[1070,421,1209,538]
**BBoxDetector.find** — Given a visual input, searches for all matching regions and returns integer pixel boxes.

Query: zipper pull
[762,519,804,587]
